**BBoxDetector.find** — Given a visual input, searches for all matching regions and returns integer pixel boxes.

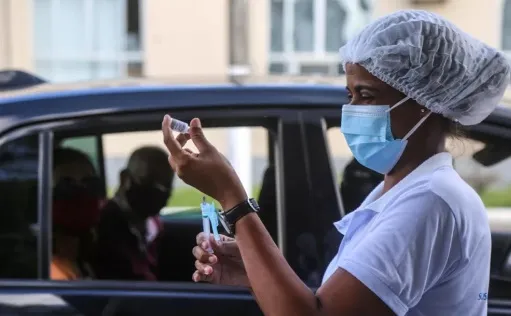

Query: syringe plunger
[170,118,190,133]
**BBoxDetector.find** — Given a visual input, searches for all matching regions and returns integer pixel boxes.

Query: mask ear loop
[384,96,432,141]
[386,96,411,112]
[403,111,432,141]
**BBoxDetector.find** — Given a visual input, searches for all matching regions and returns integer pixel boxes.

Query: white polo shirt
[322,153,491,316]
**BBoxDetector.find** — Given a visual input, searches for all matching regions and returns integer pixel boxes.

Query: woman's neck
[382,147,444,194]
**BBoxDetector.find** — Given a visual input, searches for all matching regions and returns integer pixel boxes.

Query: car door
[0,103,324,315]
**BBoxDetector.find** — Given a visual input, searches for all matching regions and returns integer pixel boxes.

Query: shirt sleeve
[337,191,460,316]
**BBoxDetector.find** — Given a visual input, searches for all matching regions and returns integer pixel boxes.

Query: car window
[60,136,100,172]
[0,135,39,279]
[326,127,511,213]
[447,137,511,209]
[326,127,384,214]
[102,126,270,217]
[326,127,351,183]
[52,120,277,283]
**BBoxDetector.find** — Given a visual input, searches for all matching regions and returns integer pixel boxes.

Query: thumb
[189,118,213,152]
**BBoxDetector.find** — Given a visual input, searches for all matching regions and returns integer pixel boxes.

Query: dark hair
[126,146,174,179]
[446,119,465,139]
[438,115,465,139]
[53,147,95,171]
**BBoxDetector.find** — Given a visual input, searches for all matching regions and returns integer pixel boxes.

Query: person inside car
[93,146,173,281]
[163,10,510,316]
[51,147,102,280]
[340,157,384,214]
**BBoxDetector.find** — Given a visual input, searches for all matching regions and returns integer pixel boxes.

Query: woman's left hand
[162,115,248,210]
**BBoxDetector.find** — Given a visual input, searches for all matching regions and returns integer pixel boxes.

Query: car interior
[46,117,280,283]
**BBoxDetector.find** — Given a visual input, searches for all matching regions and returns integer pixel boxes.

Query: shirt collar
[362,152,453,213]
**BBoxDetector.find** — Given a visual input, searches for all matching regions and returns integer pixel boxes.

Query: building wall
[373,0,502,47]
[143,0,229,78]
[142,0,269,158]
[0,0,33,70]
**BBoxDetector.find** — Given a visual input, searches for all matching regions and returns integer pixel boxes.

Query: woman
[162,10,510,316]
[52,147,102,280]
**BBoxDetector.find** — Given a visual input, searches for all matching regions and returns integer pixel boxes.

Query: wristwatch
[217,198,260,236]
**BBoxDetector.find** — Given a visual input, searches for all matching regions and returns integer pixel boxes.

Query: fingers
[192,254,216,283]
[168,155,177,171]
[197,232,232,248]
[220,234,235,243]
[195,260,214,276]
[176,133,191,147]
[184,148,199,158]
[162,115,185,158]
[196,232,208,246]
[189,118,213,153]
[192,245,218,264]
[192,269,213,283]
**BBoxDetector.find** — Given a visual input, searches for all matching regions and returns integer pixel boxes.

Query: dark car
[0,71,510,315]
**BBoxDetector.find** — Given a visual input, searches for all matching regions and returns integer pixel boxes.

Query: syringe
[200,197,214,253]
[208,202,221,244]
[169,117,190,134]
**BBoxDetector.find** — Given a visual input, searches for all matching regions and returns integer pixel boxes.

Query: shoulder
[380,183,454,228]
[383,165,485,225]
[429,166,487,215]
[428,167,491,261]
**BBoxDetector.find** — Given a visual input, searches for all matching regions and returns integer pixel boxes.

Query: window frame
[0,107,287,286]
[37,131,53,280]
[268,0,368,75]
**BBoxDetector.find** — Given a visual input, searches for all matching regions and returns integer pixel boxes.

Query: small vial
[170,118,190,133]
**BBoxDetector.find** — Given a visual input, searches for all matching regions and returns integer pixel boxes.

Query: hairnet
[340,10,511,125]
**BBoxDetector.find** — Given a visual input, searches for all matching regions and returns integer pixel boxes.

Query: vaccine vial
[170,118,190,134]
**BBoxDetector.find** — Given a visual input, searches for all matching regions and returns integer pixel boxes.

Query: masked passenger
[94,146,173,281]
[51,148,102,280]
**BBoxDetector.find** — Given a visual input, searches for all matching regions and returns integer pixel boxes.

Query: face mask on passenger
[125,173,170,218]
[53,176,103,235]
[340,96,432,174]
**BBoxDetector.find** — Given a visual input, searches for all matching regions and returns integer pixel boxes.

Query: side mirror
[472,143,511,167]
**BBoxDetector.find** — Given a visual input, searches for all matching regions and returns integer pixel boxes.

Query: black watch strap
[219,198,259,235]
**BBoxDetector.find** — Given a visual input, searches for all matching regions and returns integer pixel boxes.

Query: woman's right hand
[192,233,249,288]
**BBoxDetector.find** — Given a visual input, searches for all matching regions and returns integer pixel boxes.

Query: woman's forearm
[235,212,320,316]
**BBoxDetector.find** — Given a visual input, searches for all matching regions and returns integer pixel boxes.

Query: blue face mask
[341,97,432,174]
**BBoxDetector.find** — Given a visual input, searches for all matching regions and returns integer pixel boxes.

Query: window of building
[269,0,372,75]
[0,135,39,279]
[33,0,143,82]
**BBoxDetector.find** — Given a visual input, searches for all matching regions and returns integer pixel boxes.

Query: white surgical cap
[340,10,511,125]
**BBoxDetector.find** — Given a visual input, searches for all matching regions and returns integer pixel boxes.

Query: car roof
[0,75,349,100]
[0,76,352,135]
